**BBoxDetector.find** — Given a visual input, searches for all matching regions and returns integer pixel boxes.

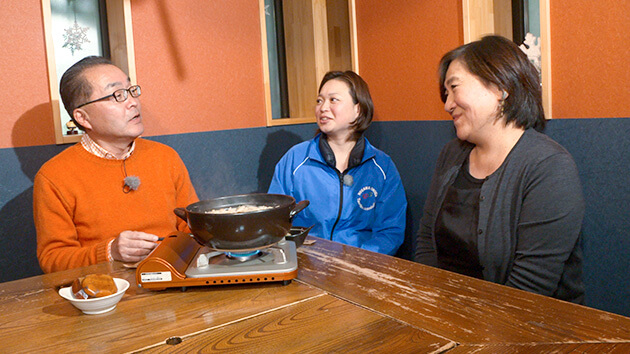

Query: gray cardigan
[415,129,585,303]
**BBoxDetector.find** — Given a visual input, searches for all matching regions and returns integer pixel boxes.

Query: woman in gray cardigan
[415,35,585,303]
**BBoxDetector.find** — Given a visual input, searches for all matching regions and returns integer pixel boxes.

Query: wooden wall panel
[282,0,319,119]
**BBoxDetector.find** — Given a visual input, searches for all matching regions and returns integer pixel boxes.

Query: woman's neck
[469,124,525,179]
[325,134,356,172]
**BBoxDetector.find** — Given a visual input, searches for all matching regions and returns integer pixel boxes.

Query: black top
[435,157,485,278]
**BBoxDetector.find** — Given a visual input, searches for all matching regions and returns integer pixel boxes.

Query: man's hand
[111,231,160,263]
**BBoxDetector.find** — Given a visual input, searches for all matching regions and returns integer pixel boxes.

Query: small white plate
[58,278,129,315]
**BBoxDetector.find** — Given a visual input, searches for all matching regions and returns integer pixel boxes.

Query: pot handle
[286,225,313,248]
[173,207,187,221]
[292,225,313,237]
[289,200,310,219]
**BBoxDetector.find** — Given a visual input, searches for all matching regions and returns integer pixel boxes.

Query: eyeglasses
[76,85,142,109]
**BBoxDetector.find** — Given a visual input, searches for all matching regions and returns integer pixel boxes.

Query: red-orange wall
[355,0,461,122]
[0,2,56,148]
[2,1,629,150]
[551,0,630,118]
[131,1,267,136]
[2,0,270,149]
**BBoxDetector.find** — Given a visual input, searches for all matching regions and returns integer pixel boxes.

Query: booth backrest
[1,118,628,317]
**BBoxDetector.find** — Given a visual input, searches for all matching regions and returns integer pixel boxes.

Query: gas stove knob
[197,253,209,267]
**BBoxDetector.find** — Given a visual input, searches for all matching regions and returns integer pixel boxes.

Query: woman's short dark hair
[59,56,113,130]
[438,35,545,131]
[318,70,374,140]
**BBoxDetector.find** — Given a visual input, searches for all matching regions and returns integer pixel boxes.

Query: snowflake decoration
[62,20,90,56]
[519,33,541,73]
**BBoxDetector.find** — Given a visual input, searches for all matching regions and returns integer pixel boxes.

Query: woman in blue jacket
[268,71,407,255]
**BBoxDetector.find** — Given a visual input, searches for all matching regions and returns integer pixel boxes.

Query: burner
[136,232,299,289]
[225,250,262,262]
[185,241,296,278]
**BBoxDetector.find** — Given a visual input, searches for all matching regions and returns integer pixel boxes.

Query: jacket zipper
[329,171,344,240]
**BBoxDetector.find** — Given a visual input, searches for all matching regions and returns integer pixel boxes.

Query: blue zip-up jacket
[268,134,407,255]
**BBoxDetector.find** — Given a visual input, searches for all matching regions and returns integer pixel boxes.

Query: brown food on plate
[71,274,118,299]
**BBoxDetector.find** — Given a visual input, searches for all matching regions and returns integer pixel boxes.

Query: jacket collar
[309,133,375,170]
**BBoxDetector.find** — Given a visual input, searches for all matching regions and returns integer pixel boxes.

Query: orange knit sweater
[34,138,199,273]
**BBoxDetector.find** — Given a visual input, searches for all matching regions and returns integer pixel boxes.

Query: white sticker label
[140,271,172,282]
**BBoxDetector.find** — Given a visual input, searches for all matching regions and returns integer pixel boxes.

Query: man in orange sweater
[34,57,198,273]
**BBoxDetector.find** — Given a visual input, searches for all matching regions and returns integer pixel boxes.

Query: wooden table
[1,237,629,353]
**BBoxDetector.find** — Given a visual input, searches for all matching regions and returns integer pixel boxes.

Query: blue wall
[1,118,628,317]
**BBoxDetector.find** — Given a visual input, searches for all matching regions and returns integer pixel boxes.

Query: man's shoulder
[133,139,191,174]
[136,138,175,151]
[39,143,84,169]
[135,138,182,158]
[35,143,87,185]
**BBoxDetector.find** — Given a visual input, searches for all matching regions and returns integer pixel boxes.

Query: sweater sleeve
[34,173,111,273]
[504,152,585,297]
[414,146,450,266]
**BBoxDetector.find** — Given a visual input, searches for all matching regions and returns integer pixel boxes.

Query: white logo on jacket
[357,186,378,210]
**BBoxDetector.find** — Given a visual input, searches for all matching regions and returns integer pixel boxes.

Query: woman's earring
[499,91,507,117]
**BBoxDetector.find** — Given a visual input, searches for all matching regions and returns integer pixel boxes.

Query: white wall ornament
[62,20,90,56]
[519,32,541,73]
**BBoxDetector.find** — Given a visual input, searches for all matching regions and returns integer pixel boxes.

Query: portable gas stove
[136,231,301,290]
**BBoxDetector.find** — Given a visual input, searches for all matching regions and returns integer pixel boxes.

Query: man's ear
[73,109,92,130]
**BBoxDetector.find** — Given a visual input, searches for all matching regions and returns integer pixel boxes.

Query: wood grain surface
[0,236,628,353]
[446,343,630,353]
[295,237,630,345]
[0,263,322,353]
[136,294,455,353]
